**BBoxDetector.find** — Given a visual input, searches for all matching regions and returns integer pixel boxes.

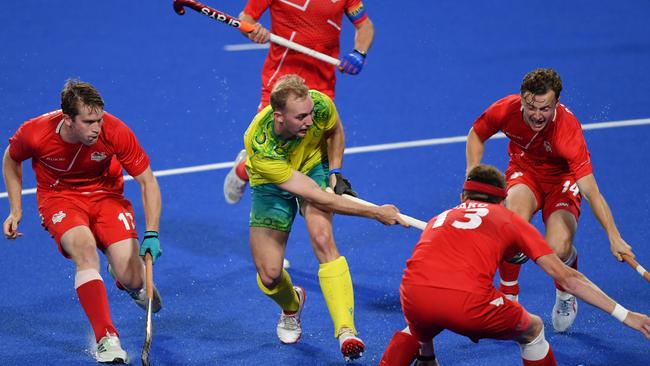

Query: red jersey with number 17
[402,200,554,294]
[8,110,150,198]
[472,94,593,181]
[243,0,368,104]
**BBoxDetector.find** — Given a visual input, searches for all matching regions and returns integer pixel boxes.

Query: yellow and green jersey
[244,90,339,187]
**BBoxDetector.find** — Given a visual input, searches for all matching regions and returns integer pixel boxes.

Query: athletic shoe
[223,149,248,204]
[277,286,306,344]
[95,332,128,364]
[552,289,578,332]
[283,258,291,269]
[504,294,519,302]
[108,264,162,313]
[338,328,365,362]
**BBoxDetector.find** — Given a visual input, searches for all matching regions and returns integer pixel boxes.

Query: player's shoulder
[17,109,62,137]
[555,103,582,130]
[484,94,521,120]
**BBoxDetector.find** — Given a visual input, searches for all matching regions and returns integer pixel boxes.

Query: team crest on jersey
[543,141,553,153]
[52,210,66,224]
[91,151,108,162]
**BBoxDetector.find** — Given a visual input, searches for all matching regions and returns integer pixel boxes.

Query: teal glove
[140,231,162,264]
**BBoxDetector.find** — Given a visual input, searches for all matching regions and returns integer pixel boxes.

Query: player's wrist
[611,303,629,322]
[328,168,342,176]
[144,230,159,238]
[353,49,367,57]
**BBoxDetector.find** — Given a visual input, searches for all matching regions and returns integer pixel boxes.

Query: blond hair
[270,74,309,111]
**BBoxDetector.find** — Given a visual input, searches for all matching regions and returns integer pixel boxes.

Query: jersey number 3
[431,207,489,230]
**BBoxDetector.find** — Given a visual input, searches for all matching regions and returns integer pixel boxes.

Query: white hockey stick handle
[269,34,341,66]
[328,189,428,230]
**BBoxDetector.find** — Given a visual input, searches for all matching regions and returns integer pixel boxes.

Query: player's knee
[310,230,335,254]
[257,266,282,289]
[518,314,543,344]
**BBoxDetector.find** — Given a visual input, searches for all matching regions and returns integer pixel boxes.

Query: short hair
[269,74,309,112]
[463,164,507,203]
[520,68,563,99]
[60,79,104,119]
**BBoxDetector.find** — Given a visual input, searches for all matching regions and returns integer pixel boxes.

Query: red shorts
[400,284,530,343]
[505,163,582,222]
[37,192,138,258]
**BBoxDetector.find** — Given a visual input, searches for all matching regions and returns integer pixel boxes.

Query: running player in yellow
[244,74,407,362]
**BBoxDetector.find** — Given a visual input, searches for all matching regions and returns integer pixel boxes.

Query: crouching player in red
[3,79,163,364]
[379,165,650,366]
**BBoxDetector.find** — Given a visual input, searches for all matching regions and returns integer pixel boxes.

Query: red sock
[379,331,421,366]
[499,261,521,296]
[76,279,118,342]
[523,346,557,366]
[235,161,249,181]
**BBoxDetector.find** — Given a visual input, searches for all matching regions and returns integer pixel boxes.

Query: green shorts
[250,162,329,232]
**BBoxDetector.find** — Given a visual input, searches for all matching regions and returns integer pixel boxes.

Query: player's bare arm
[238,11,269,43]
[465,127,486,176]
[326,118,346,188]
[353,18,374,55]
[133,166,161,233]
[278,170,406,226]
[536,253,650,338]
[2,146,23,239]
[576,173,634,261]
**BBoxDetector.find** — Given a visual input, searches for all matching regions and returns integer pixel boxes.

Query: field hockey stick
[173,0,341,66]
[141,252,154,366]
[621,253,650,284]
[325,188,427,230]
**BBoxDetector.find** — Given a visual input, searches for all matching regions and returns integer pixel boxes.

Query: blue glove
[338,49,366,75]
[140,231,162,264]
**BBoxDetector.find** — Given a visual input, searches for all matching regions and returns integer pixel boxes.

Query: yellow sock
[318,256,356,338]
[257,269,299,312]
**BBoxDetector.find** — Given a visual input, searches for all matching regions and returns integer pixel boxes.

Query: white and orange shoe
[276,286,306,344]
[338,328,365,362]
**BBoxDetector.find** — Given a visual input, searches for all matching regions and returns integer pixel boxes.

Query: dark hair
[270,74,309,112]
[520,68,562,99]
[463,164,507,203]
[60,79,104,119]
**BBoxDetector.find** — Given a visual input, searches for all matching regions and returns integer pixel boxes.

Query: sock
[236,161,249,181]
[257,269,299,313]
[318,256,355,338]
[523,347,557,366]
[75,269,118,342]
[520,326,557,366]
[379,331,421,366]
[499,261,521,296]
[555,247,578,291]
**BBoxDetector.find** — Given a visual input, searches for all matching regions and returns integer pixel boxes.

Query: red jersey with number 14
[8,110,150,198]
[244,0,368,103]
[472,94,593,181]
[402,200,554,294]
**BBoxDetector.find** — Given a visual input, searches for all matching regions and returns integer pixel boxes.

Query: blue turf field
[1,1,649,365]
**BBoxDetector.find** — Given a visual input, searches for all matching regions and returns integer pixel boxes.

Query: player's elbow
[555,268,582,294]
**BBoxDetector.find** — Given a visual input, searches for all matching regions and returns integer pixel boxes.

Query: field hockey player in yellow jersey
[242,74,407,362]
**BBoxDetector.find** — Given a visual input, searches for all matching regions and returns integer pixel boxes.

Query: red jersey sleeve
[104,114,150,178]
[508,211,555,261]
[344,0,368,25]
[472,99,508,142]
[242,0,272,20]
[555,108,593,179]
[8,122,35,163]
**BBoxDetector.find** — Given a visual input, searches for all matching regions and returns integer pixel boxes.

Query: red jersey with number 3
[472,94,593,181]
[243,0,369,104]
[402,200,555,294]
[8,110,150,198]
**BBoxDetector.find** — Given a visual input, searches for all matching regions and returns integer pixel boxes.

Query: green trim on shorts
[250,162,329,232]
